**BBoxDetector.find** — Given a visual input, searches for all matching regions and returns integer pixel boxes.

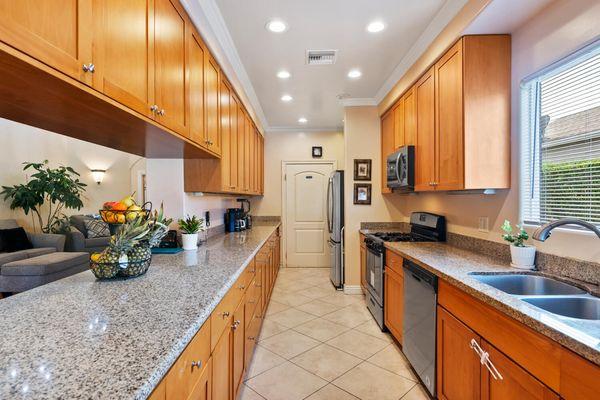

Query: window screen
[521,42,600,226]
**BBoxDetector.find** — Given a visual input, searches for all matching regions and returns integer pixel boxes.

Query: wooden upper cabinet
[244,114,252,192]
[393,99,404,149]
[220,78,232,190]
[237,107,247,193]
[381,110,394,194]
[153,0,188,135]
[0,0,93,84]
[92,0,154,118]
[229,95,240,191]
[205,54,221,155]
[437,307,481,400]
[415,67,436,192]
[435,39,464,191]
[403,87,416,146]
[188,29,207,146]
[480,341,559,400]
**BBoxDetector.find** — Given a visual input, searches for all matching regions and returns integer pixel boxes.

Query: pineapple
[146,203,173,248]
[99,216,150,267]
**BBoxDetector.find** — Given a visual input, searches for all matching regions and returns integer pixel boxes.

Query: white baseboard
[343,285,363,295]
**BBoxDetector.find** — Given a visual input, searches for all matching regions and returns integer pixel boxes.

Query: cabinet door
[188,358,212,400]
[229,95,239,191]
[154,0,187,134]
[0,0,93,84]
[244,114,252,192]
[205,54,221,155]
[232,297,246,399]
[249,125,255,193]
[92,0,154,117]
[393,100,404,149]
[360,240,367,293]
[211,327,231,400]
[383,267,403,344]
[415,67,436,192]
[188,29,207,146]
[220,79,232,190]
[237,107,247,193]
[435,39,464,191]
[481,341,559,400]
[437,307,481,400]
[381,110,394,194]
[403,87,416,146]
[259,134,264,194]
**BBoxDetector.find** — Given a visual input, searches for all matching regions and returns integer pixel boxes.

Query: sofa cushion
[84,219,110,238]
[69,215,90,237]
[23,247,56,258]
[1,252,89,276]
[0,251,28,266]
[0,227,33,252]
[85,237,110,248]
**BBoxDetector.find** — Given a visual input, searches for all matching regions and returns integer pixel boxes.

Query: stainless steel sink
[469,273,586,296]
[522,297,600,320]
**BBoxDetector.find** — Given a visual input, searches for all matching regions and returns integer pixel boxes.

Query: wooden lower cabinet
[151,229,279,400]
[383,266,403,344]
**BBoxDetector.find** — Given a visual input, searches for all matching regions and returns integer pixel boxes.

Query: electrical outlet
[478,217,489,232]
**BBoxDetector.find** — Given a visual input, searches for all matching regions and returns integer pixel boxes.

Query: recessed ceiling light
[281,94,293,102]
[277,70,291,79]
[266,19,287,33]
[367,21,385,33]
[298,117,308,124]
[348,69,362,79]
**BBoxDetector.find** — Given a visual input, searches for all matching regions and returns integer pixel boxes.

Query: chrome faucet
[532,218,600,241]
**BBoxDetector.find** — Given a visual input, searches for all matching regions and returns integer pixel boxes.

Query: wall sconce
[91,169,106,185]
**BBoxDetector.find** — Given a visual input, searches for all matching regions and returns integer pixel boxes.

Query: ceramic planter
[181,233,199,250]
[510,245,536,269]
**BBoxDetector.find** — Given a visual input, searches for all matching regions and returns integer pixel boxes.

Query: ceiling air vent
[306,50,337,65]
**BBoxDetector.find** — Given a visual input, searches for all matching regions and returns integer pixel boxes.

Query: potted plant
[501,220,536,269]
[178,215,204,250]
[1,160,86,233]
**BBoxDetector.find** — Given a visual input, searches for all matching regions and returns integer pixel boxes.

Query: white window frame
[519,38,600,229]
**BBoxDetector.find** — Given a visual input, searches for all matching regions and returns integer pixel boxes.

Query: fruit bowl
[100,201,152,234]
[90,255,152,280]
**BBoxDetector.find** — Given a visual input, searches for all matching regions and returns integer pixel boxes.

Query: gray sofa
[0,219,89,293]
[65,215,110,254]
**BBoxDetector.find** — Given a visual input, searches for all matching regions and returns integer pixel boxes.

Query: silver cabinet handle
[470,339,503,381]
[191,360,202,369]
[157,109,165,116]
[238,285,245,290]
[248,336,255,341]
[221,311,230,318]
[150,105,158,113]
[232,320,241,330]
[82,63,95,73]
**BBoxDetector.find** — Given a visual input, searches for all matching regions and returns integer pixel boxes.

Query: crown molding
[373,0,468,104]
[180,0,269,131]
[267,126,343,134]
[339,98,377,107]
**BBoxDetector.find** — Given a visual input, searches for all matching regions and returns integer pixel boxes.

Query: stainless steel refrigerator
[327,170,344,288]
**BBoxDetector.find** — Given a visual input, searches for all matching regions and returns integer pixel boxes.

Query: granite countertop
[385,242,600,366]
[0,223,280,400]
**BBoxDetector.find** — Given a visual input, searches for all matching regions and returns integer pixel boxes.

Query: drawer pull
[221,311,230,318]
[248,300,256,304]
[238,285,246,290]
[232,320,241,330]
[256,284,262,288]
[191,360,202,369]
[248,336,255,341]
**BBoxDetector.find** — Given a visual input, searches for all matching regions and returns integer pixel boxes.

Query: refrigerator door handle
[326,177,333,234]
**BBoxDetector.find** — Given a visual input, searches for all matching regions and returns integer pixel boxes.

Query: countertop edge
[136,223,280,399]
[384,243,600,366]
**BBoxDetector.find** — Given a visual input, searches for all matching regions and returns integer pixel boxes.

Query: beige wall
[343,107,404,287]
[252,130,345,217]
[365,0,600,264]
[0,118,138,231]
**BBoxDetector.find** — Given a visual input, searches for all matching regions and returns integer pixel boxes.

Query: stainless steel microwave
[386,145,415,191]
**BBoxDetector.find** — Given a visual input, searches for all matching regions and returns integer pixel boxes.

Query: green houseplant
[501,220,536,269]
[178,215,204,250]
[1,160,87,233]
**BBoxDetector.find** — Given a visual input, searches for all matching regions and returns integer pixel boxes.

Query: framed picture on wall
[353,159,372,181]
[354,183,372,205]
[312,146,323,158]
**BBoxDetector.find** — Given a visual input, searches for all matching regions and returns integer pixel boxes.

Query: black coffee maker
[225,208,244,232]
[237,198,252,229]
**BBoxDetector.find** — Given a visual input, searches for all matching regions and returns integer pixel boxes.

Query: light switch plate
[478,217,489,232]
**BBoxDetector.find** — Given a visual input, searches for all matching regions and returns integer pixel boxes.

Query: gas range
[364,231,435,252]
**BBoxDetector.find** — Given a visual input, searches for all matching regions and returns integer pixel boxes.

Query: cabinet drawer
[385,249,404,275]
[245,278,259,328]
[241,259,256,289]
[165,320,211,399]
[211,290,236,350]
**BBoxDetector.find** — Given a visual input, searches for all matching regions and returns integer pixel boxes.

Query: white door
[284,163,334,267]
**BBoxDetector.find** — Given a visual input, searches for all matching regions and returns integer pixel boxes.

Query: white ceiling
[210,0,461,131]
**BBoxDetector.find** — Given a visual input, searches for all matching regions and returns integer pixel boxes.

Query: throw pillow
[0,227,33,252]
[84,219,110,238]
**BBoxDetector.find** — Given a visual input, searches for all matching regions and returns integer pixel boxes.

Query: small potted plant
[501,220,536,269]
[178,215,204,250]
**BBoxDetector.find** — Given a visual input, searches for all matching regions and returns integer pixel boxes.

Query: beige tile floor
[239,268,429,400]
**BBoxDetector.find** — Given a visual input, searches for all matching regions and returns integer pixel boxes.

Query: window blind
[521,43,600,227]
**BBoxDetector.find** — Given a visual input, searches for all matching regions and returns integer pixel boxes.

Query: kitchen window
[520,40,600,228]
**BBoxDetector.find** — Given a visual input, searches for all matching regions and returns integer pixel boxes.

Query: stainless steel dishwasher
[403,259,438,398]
